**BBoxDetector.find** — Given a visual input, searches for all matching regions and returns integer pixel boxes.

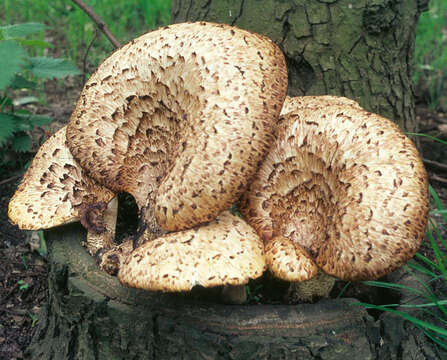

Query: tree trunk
[171,0,428,132]
[27,224,445,359]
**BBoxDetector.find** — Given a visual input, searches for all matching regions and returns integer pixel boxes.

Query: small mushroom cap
[265,236,318,282]
[8,126,115,230]
[241,96,429,281]
[66,22,288,232]
[118,211,266,292]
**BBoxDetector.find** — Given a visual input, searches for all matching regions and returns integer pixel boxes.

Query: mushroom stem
[287,271,336,303]
[133,205,167,249]
[221,285,247,304]
[85,197,118,255]
[98,237,133,276]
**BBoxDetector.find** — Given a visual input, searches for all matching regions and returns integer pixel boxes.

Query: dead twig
[429,174,447,185]
[423,158,447,172]
[71,0,121,49]
[0,174,22,186]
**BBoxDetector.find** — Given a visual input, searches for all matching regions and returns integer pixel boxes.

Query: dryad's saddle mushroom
[9,22,287,301]
[118,211,266,294]
[66,22,288,241]
[241,96,429,294]
[8,126,118,255]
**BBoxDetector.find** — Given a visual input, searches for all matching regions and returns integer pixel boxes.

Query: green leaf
[16,39,53,48]
[29,114,53,127]
[12,113,33,132]
[1,23,46,40]
[28,57,80,79]
[0,113,17,146]
[0,96,13,110]
[10,75,36,90]
[13,96,38,106]
[0,40,27,91]
[12,133,32,152]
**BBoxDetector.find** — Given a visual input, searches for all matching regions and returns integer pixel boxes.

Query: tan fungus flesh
[8,126,115,230]
[66,22,288,232]
[118,211,266,291]
[265,236,318,282]
[241,96,429,281]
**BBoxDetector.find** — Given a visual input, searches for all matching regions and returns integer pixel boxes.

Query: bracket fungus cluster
[8,22,429,304]
[8,22,286,302]
[240,96,429,300]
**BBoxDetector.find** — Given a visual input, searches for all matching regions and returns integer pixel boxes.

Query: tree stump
[172,0,428,132]
[27,224,445,359]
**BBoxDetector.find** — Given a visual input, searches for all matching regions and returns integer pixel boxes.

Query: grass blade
[407,133,447,147]
[429,185,447,224]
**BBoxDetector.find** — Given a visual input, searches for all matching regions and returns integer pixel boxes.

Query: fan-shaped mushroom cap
[241,96,429,281]
[265,236,318,282]
[66,22,288,232]
[118,211,266,292]
[8,126,116,230]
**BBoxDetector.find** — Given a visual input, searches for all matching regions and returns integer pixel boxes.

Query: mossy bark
[27,224,445,359]
[171,0,428,132]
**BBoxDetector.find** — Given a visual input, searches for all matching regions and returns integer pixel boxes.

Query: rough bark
[171,0,428,132]
[27,224,445,359]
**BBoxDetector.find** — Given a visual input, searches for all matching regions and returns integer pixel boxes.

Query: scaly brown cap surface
[118,211,266,292]
[8,126,115,230]
[265,236,318,282]
[241,96,429,281]
[66,22,288,232]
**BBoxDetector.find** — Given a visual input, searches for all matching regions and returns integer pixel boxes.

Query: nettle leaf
[10,75,36,90]
[0,96,13,108]
[12,112,34,132]
[12,112,53,130]
[12,133,32,152]
[29,114,53,126]
[0,40,27,91]
[29,57,80,79]
[0,113,18,146]
[1,23,46,40]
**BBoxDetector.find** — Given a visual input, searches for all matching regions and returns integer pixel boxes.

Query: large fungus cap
[66,22,288,232]
[118,211,266,292]
[241,96,429,281]
[8,126,116,230]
